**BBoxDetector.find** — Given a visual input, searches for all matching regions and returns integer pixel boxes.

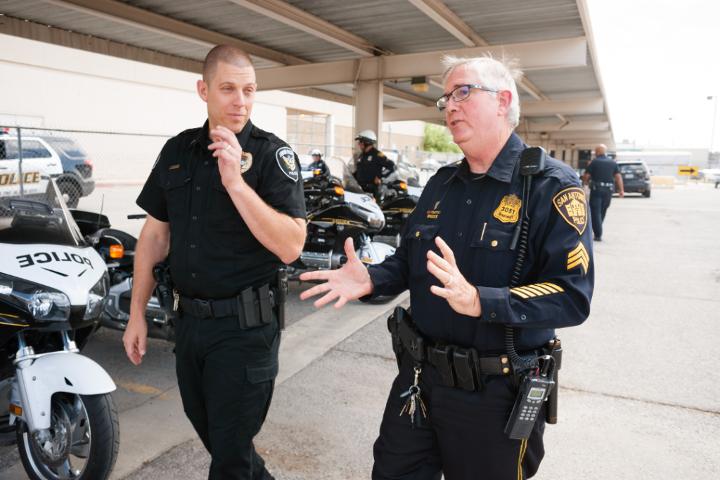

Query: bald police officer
[300,55,593,479]
[582,144,624,241]
[123,45,306,480]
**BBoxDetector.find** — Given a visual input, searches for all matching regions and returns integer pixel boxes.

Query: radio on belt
[504,355,556,440]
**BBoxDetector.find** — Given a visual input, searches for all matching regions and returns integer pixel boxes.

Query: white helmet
[355,130,377,144]
[309,148,322,157]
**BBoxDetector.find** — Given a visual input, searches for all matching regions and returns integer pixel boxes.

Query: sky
[586,0,720,150]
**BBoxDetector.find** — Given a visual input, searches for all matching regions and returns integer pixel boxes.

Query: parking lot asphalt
[1,182,719,479]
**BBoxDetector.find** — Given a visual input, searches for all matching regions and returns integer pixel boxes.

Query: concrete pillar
[354,80,383,140]
[325,114,334,158]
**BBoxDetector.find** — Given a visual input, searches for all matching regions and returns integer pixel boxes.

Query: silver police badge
[275,146,299,182]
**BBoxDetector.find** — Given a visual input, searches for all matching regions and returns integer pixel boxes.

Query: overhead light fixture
[411,76,429,93]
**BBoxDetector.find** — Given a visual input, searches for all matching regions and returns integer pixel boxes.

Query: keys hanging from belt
[399,366,428,428]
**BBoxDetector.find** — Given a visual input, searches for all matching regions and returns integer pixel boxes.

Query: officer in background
[352,130,395,198]
[582,144,624,241]
[123,45,306,480]
[308,148,329,176]
[300,55,593,479]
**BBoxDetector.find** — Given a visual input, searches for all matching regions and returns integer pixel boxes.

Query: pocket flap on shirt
[470,225,514,251]
[404,223,440,241]
[246,363,278,384]
[163,171,189,190]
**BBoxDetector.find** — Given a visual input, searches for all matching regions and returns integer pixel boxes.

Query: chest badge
[552,187,587,235]
[426,201,441,220]
[275,146,298,182]
[493,194,521,224]
[240,151,253,173]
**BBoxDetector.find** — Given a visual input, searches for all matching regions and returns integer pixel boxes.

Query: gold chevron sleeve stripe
[510,288,531,299]
[568,243,585,257]
[510,286,538,298]
[522,285,550,296]
[527,284,555,295]
[567,257,588,270]
[540,282,565,293]
[568,250,586,262]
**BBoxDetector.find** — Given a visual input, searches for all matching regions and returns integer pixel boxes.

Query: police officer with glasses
[300,55,594,480]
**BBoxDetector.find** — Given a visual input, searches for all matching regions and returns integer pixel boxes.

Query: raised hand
[299,237,374,308]
[426,236,481,317]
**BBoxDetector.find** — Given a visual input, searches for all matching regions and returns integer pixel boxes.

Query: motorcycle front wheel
[16,393,119,480]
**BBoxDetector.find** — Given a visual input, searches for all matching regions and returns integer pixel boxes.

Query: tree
[422,123,461,153]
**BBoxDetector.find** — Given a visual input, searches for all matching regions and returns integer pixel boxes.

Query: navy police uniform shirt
[354,147,395,186]
[368,133,594,352]
[586,155,619,186]
[136,120,306,300]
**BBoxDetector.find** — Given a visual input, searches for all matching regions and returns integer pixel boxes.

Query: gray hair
[441,55,523,128]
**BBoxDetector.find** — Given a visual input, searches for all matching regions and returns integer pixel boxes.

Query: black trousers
[372,358,545,480]
[589,187,613,239]
[174,310,280,480]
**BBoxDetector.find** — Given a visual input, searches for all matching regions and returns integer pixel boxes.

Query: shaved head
[595,144,607,156]
[203,45,254,82]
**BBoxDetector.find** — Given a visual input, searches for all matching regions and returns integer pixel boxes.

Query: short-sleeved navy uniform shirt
[137,120,305,300]
[586,155,619,185]
[368,133,594,352]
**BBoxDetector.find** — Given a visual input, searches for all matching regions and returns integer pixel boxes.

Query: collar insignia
[552,187,587,235]
[493,194,521,224]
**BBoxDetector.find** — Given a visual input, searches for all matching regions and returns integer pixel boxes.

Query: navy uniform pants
[174,310,279,480]
[589,187,613,239]
[372,357,545,480]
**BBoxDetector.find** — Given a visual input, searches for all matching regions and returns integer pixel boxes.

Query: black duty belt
[593,181,614,188]
[424,343,513,392]
[179,284,276,329]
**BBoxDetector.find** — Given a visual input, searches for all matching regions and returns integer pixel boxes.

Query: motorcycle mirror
[109,244,125,259]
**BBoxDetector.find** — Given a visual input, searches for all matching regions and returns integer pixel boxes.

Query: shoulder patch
[275,146,299,182]
[552,187,587,235]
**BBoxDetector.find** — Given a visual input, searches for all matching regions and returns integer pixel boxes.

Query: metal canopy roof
[0,0,613,148]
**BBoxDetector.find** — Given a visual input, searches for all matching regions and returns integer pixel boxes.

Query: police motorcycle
[0,177,119,480]
[290,160,395,294]
[374,170,420,246]
[67,210,174,343]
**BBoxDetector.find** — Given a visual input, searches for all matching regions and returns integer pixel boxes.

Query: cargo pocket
[246,362,278,384]
[404,223,440,277]
[162,172,190,221]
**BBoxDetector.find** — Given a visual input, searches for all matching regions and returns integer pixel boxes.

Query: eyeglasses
[436,84,498,111]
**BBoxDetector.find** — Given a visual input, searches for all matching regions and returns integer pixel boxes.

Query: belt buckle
[193,299,213,318]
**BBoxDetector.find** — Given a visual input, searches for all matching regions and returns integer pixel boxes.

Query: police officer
[582,144,624,241]
[123,45,306,480]
[353,130,395,198]
[300,55,593,479]
[308,148,329,176]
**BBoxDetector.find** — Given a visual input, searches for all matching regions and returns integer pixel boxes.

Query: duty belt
[593,181,614,188]
[424,343,514,391]
[179,284,276,328]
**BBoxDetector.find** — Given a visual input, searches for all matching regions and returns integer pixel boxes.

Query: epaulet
[542,156,582,187]
[436,160,462,173]
[175,127,203,148]
[250,124,273,140]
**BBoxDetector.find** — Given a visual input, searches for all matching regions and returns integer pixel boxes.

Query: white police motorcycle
[0,177,118,479]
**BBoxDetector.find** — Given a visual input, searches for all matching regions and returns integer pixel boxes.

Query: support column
[354,80,383,140]
[325,114,335,158]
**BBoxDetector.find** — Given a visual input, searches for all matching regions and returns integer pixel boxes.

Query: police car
[0,132,63,199]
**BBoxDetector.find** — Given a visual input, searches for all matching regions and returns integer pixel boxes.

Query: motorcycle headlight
[85,272,109,320]
[0,273,71,322]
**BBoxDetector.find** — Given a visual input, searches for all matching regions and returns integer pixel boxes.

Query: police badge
[240,151,253,173]
[552,187,588,235]
[493,194,521,223]
[275,146,298,182]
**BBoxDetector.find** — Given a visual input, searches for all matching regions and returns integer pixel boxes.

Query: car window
[43,137,86,158]
[0,139,51,159]
[619,164,647,174]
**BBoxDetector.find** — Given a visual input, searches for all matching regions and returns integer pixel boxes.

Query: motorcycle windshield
[0,177,84,246]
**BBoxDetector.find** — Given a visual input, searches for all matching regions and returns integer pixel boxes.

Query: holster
[387,307,425,368]
[152,261,176,320]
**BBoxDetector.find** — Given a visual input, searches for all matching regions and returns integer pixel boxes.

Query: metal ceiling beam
[383,97,604,122]
[520,120,610,133]
[0,14,204,73]
[257,37,588,90]
[228,0,381,56]
[406,0,486,47]
[44,0,306,65]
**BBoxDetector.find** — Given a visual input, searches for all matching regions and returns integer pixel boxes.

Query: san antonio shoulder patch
[552,187,587,235]
[275,146,298,182]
